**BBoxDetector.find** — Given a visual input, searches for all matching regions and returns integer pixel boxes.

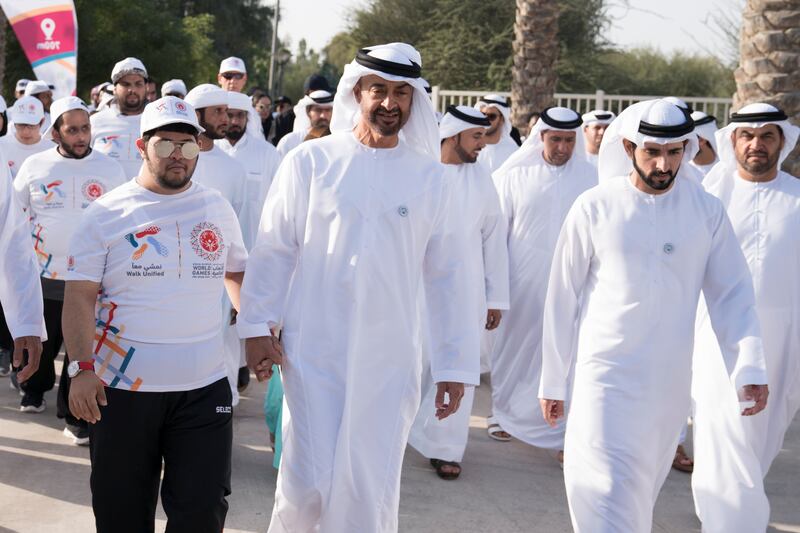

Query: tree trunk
[511,0,559,131]
[0,9,7,94]
[735,0,800,176]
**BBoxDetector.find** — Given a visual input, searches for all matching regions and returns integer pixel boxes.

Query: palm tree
[735,0,800,176]
[511,0,559,131]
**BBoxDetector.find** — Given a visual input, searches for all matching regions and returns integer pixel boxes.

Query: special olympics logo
[190,222,225,262]
[176,102,186,111]
[81,179,105,202]
[125,226,168,260]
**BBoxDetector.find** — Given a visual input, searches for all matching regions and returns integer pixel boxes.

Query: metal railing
[431,88,734,124]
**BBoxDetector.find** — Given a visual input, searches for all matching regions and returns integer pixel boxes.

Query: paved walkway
[0,360,798,532]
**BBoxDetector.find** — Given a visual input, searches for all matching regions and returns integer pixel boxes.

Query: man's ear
[622,139,636,158]
[135,137,147,157]
[352,83,362,104]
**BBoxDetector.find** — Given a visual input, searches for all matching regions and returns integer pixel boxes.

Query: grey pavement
[0,358,798,532]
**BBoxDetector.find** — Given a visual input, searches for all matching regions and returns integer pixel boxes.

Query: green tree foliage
[323,0,735,97]
[2,0,274,100]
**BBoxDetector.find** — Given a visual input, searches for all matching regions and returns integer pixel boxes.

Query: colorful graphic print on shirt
[94,292,142,391]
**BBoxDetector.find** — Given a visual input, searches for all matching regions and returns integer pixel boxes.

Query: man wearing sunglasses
[63,96,247,533]
[13,96,126,442]
[218,56,248,93]
[475,94,520,174]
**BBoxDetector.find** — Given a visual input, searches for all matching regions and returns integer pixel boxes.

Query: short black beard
[156,172,192,190]
[739,150,780,176]
[226,127,245,141]
[58,142,91,160]
[633,156,676,191]
[311,119,330,130]
[368,107,403,136]
[454,135,478,163]
[119,95,144,115]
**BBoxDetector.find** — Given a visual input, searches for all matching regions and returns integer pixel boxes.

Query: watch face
[67,360,80,378]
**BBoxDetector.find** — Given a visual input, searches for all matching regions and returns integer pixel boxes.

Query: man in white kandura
[487,107,597,446]
[408,105,509,480]
[691,103,800,533]
[475,94,518,173]
[275,89,334,158]
[688,110,719,178]
[0,96,52,178]
[581,109,615,167]
[237,43,476,532]
[90,58,149,178]
[539,99,769,533]
[216,90,281,400]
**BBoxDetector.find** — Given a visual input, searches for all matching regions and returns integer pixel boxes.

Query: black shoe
[237,366,250,393]
[20,393,45,413]
[0,348,10,377]
[63,423,90,446]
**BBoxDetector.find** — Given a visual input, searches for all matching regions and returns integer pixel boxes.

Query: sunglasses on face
[221,73,244,80]
[485,113,501,121]
[153,139,200,159]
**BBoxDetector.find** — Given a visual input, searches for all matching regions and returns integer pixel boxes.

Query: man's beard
[311,118,330,129]
[59,140,91,159]
[739,149,779,176]
[369,107,404,136]
[119,94,144,114]
[633,157,677,191]
[147,157,194,190]
[455,140,478,163]
[226,126,245,141]
[200,119,226,140]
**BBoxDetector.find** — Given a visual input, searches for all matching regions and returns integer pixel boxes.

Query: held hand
[485,309,502,330]
[246,335,284,382]
[740,384,768,416]
[68,371,107,424]
[435,382,465,420]
[540,399,564,428]
[13,336,43,383]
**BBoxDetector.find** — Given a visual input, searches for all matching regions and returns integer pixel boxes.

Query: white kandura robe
[276,129,307,159]
[477,136,518,174]
[408,160,509,462]
[217,133,282,403]
[540,175,767,533]
[0,160,46,339]
[692,170,800,533]
[237,131,478,533]
[192,145,248,403]
[490,153,596,449]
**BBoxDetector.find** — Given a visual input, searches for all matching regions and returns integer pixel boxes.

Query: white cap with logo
[10,96,45,125]
[24,80,52,97]
[161,79,188,98]
[112,57,148,84]
[219,56,246,74]
[15,79,30,93]
[44,96,91,137]
[140,96,204,136]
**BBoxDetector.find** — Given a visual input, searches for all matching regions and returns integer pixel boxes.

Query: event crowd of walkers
[0,43,797,532]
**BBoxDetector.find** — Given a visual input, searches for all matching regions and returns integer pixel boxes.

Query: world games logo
[81,179,105,202]
[190,222,225,262]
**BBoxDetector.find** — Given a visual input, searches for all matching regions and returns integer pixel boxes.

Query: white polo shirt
[66,179,248,392]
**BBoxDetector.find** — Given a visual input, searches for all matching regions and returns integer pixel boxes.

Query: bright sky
[278,0,736,60]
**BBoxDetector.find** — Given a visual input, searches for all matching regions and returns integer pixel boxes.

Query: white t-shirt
[13,147,127,280]
[66,180,248,392]
[90,107,143,178]
[0,135,54,178]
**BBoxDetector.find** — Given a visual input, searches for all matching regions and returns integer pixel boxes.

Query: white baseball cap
[185,84,229,110]
[161,79,188,98]
[112,57,148,84]
[227,91,252,111]
[10,96,44,125]
[219,56,246,74]
[44,96,90,137]
[140,96,204,136]
[24,80,52,97]
[15,79,30,93]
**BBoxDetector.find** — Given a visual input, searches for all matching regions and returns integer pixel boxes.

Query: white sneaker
[20,397,46,413]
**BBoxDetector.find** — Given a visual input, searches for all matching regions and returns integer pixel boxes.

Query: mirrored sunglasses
[154,139,200,159]
[222,72,244,80]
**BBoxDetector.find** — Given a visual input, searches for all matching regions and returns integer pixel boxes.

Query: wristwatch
[67,359,95,378]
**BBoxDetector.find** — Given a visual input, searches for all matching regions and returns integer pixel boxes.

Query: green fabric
[263,365,283,469]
